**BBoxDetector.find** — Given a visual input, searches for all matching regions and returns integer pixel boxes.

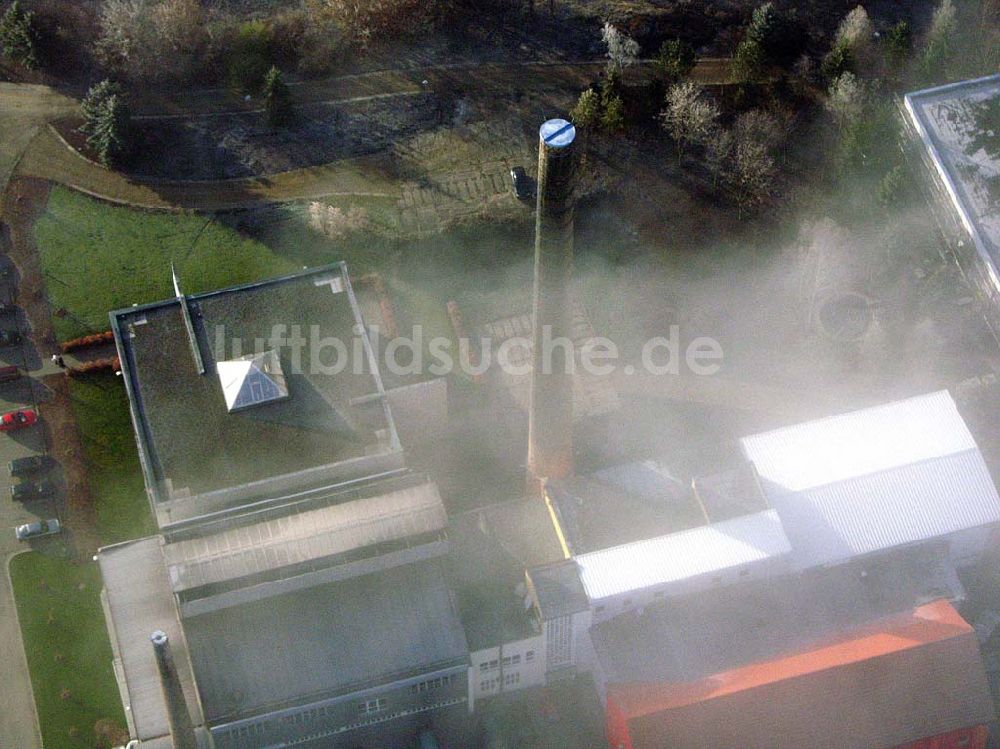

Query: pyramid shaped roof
[217,350,288,412]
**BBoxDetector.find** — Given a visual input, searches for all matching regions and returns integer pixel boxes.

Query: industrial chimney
[150,630,198,749]
[527,118,577,495]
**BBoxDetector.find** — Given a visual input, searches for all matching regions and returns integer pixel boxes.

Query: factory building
[97,116,1000,749]
[99,264,479,749]
[524,390,1000,748]
[906,74,1000,335]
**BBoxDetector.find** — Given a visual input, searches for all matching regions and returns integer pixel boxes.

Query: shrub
[263,66,295,128]
[228,20,273,94]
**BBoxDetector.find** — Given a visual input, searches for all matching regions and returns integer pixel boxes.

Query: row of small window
[592,572,755,614]
[479,672,521,691]
[478,651,534,673]
[409,674,459,694]
[358,698,387,715]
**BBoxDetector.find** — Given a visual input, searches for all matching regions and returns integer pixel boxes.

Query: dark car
[9,455,53,477]
[510,166,532,200]
[0,329,21,346]
[11,478,55,502]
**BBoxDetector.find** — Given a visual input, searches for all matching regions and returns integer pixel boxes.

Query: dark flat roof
[183,557,468,723]
[111,264,401,527]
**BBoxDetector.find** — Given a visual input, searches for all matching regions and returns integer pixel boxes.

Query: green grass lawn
[69,374,155,545]
[10,552,128,749]
[35,186,296,340]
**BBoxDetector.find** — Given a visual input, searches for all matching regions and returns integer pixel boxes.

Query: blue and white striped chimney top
[540,118,576,148]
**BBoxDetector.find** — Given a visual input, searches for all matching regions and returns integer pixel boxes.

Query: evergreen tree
[884,21,912,72]
[263,66,294,128]
[570,88,601,128]
[0,1,38,69]
[656,39,695,84]
[79,79,131,167]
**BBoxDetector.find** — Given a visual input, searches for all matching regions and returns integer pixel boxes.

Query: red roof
[607,600,995,749]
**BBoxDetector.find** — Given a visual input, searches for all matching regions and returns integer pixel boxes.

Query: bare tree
[721,138,776,216]
[733,109,781,153]
[826,71,868,128]
[602,22,640,75]
[835,5,874,53]
[659,81,719,157]
[96,0,206,79]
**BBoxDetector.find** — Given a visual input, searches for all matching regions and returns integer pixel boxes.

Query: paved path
[0,82,76,749]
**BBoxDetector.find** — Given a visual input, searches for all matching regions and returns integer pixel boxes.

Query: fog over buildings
[91,109,1000,749]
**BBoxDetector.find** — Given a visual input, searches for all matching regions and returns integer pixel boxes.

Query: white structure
[741,390,1000,569]
[575,510,792,623]
[216,350,288,412]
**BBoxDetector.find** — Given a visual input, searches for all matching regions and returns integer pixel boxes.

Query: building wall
[587,555,791,626]
[210,665,467,749]
[469,635,546,705]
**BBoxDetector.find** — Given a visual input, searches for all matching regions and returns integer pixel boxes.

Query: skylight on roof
[217,350,289,412]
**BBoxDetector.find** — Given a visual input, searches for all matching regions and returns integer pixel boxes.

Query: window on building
[653,590,665,598]
[595,605,605,613]
[739,568,750,577]
[358,699,386,715]
[622,598,632,607]
[525,650,535,662]
[479,662,490,673]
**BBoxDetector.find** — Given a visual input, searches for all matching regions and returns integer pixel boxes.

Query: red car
[0,409,37,431]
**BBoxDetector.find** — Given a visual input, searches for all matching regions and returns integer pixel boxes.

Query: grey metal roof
[163,480,446,593]
[740,390,1000,569]
[527,559,589,619]
[97,538,204,740]
[183,557,468,723]
[574,509,792,602]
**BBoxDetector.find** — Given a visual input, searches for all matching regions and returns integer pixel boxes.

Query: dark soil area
[57,94,449,180]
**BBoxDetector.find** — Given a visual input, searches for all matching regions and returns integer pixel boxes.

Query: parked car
[14,518,60,540]
[9,455,53,477]
[0,365,20,383]
[0,329,21,346]
[510,166,532,200]
[11,478,54,502]
[0,409,36,431]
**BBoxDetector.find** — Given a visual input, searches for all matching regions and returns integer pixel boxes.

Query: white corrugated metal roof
[740,391,976,492]
[575,509,792,602]
[164,481,445,592]
[741,391,1000,568]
